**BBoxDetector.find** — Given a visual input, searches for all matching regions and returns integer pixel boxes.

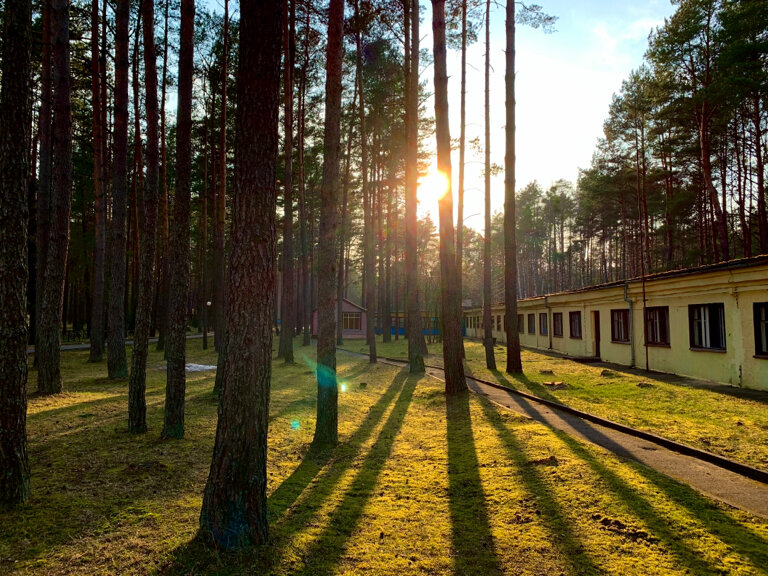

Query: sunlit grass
[1,337,767,574]
[347,337,768,472]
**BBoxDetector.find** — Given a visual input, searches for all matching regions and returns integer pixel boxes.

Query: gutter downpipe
[623,281,636,368]
[546,295,552,350]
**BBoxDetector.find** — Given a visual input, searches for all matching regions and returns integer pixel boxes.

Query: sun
[417,165,450,216]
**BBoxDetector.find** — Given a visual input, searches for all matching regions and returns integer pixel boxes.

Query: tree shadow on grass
[446,391,504,576]
[0,385,218,570]
[474,395,600,575]
[499,346,768,406]
[281,371,417,576]
[162,368,413,575]
[485,374,768,574]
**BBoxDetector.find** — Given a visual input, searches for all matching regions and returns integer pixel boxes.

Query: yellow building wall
[463,262,768,391]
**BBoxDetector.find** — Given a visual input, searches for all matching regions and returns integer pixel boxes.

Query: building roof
[312,298,367,314]
[492,254,768,306]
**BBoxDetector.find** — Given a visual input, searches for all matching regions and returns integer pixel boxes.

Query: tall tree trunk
[298,5,311,347]
[337,108,355,346]
[483,0,495,370]
[405,0,426,371]
[0,0,32,508]
[213,2,229,351]
[201,86,209,350]
[754,96,767,254]
[700,117,730,261]
[312,0,344,448]
[383,162,394,343]
[108,0,130,378]
[89,0,106,363]
[432,0,466,394]
[35,0,53,366]
[163,0,194,440]
[156,0,171,351]
[278,0,295,362]
[128,0,161,433]
[504,0,522,374]
[198,0,282,547]
[37,0,72,394]
[356,0,376,363]
[457,0,466,357]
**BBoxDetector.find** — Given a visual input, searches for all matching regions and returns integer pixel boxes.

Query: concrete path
[353,353,768,520]
[459,372,768,519]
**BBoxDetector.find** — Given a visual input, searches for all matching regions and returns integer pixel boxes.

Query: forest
[1,0,768,568]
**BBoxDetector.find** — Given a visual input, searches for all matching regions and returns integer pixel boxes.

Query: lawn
[345,337,768,473]
[1,338,768,575]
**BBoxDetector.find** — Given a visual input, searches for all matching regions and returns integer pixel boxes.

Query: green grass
[345,337,768,473]
[1,338,768,574]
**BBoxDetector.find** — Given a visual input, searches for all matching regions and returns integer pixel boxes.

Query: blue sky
[418,0,677,227]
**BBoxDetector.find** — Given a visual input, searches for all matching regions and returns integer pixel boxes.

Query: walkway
[338,350,768,520]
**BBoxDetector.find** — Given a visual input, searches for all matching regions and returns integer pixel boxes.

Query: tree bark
[356,0,377,363]
[753,96,767,254]
[432,0,466,394]
[0,0,32,509]
[278,0,295,362]
[298,4,311,347]
[108,0,130,379]
[337,108,355,346]
[405,0,426,371]
[504,0,522,374]
[483,0,496,370]
[155,0,171,352]
[199,0,282,547]
[457,0,467,357]
[35,0,53,364]
[213,3,229,352]
[312,0,345,448]
[89,0,106,363]
[37,0,72,395]
[162,0,194,440]
[128,0,161,433]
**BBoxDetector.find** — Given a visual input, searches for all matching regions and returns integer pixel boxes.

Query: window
[610,309,630,343]
[342,312,362,331]
[497,315,502,331]
[517,314,524,333]
[689,303,726,350]
[755,303,768,357]
[569,311,582,339]
[539,313,548,335]
[553,312,563,338]
[528,314,536,334]
[645,307,669,346]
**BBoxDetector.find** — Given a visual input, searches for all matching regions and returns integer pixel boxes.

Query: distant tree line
[463,0,767,302]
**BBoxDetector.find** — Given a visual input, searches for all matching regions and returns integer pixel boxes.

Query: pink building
[312,299,367,339]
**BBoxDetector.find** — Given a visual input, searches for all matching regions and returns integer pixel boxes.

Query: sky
[416,0,677,229]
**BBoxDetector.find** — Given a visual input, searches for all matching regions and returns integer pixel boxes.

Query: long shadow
[475,396,601,575]
[268,395,316,423]
[162,368,411,575]
[490,347,768,406]
[446,391,504,576]
[1,385,219,569]
[267,368,409,521]
[337,360,376,383]
[496,387,768,573]
[490,367,562,405]
[285,371,418,576]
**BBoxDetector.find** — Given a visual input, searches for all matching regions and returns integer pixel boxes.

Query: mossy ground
[349,337,768,472]
[2,337,768,575]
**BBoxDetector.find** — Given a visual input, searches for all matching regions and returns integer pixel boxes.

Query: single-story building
[464,255,768,391]
[312,299,367,339]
